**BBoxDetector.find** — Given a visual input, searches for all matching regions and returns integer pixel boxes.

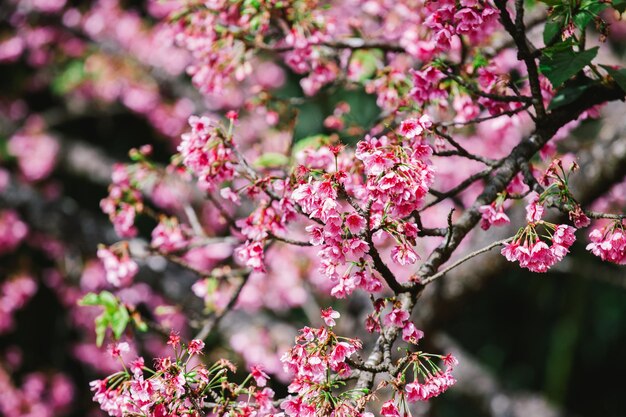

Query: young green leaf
[539,46,598,88]
[253,152,290,168]
[543,19,563,46]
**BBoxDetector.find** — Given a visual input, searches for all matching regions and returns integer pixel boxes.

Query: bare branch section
[193,271,251,341]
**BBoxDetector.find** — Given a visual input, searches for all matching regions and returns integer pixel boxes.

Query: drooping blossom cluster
[586,222,626,264]
[380,353,456,417]
[366,302,458,410]
[501,197,577,272]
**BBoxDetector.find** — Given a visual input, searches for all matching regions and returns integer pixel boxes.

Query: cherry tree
[2,0,626,415]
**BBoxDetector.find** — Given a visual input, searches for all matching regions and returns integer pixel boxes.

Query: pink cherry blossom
[384,308,410,327]
[321,307,340,327]
[380,400,400,417]
[97,246,138,287]
[0,210,28,255]
[8,131,59,182]
[187,339,205,355]
[250,365,269,387]
[479,202,510,230]
[587,225,626,264]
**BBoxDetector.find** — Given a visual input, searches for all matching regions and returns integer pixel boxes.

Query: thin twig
[421,168,493,210]
[194,272,251,341]
[436,103,531,128]
[267,232,313,246]
[420,237,514,286]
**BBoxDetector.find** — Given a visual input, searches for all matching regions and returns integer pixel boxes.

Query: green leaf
[78,291,131,346]
[548,82,595,110]
[291,134,329,155]
[600,65,626,93]
[253,152,290,168]
[51,60,85,95]
[98,291,119,310]
[537,0,562,6]
[613,0,626,13]
[110,307,130,339]
[574,2,608,31]
[95,315,108,347]
[543,19,563,46]
[472,52,488,70]
[539,46,598,88]
[78,292,100,306]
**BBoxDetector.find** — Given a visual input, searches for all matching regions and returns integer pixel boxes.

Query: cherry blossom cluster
[280,309,365,417]
[8,124,59,183]
[91,336,276,417]
[362,117,435,219]
[97,243,139,287]
[291,165,383,297]
[167,0,508,117]
[379,354,457,417]
[177,115,237,192]
[1,0,193,139]
[368,302,458,410]
[100,163,145,239]
[291,121,433,296]
[368,301,425,346]
[234,184,298,273]
[151,216,192,254]
[586,222,626,265]
[479,198,510,231]
[0,210,28,255]
[0,361,74,417]
[0,275,37,334]
[501,197,577,273]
